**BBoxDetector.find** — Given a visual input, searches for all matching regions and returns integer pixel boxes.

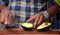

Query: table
[0,28,60,35]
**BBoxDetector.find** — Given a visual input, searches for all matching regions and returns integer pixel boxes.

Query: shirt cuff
[41,11,49,20]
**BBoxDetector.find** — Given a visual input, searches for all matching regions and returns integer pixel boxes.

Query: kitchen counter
[0,28,60,35]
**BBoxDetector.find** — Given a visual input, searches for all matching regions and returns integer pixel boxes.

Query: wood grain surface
[0,28,60,34]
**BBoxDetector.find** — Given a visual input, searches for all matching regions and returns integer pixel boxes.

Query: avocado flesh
[21,23,33,28]
[21,23,33,31]
[37,23,51,30]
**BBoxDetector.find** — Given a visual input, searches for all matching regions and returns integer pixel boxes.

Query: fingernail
[4,22,8,25]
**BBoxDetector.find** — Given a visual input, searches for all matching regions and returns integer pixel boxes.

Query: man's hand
[26,4,59,28]
[26,13,46,28]
[0,7,12,25]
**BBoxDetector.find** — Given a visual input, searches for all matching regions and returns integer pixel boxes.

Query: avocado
[36,23,51,31]
[21,23,33,31]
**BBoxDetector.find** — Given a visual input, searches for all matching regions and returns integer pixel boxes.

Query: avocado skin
[37,25,51,32]
[22,25,33,31]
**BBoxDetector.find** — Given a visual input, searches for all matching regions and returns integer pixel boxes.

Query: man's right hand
[0,7,12,25]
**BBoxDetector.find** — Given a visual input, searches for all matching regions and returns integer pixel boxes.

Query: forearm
[46,4,59,17]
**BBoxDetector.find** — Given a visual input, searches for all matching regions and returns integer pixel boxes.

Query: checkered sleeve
[0,0,5,4]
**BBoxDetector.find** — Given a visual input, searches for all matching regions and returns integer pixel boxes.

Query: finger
[37,16,43,26]
[9,11,13,17]
[26,17,34,23]
[1,12,5,22]
[34,17,39,28]
[5,11,12,25]
[4,17,9,25]
[8,14,12,25]
[0,14,1,22]
[8,12,12,19]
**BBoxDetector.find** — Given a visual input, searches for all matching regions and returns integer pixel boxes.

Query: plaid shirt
[8,0,46,22]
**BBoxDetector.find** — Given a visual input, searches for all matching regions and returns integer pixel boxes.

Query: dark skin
[0,4,59,28]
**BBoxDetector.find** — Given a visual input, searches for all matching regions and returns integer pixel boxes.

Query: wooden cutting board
[0,28,60,34]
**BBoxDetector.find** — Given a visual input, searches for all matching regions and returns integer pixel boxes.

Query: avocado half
[21,23,33,31]
[36,23,51,31]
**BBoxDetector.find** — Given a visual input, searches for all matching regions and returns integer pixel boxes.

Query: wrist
[41,11,49,20]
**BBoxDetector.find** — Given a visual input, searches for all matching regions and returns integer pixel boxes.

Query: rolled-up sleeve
[0,0,5,4]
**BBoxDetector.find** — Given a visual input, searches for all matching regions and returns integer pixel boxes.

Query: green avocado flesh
[37,23,51,30]
[21,23,33,28]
